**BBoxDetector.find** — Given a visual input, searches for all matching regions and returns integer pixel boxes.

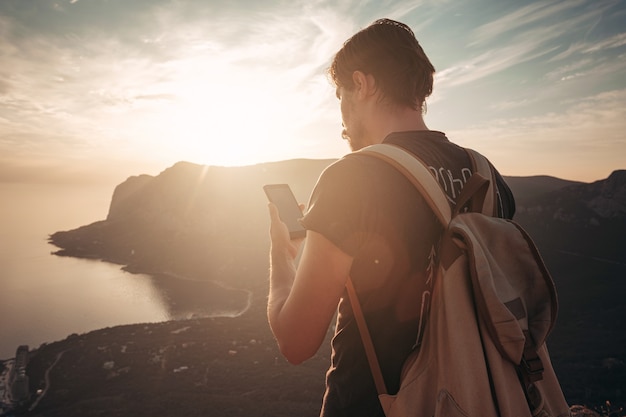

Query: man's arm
[267,203,352,365]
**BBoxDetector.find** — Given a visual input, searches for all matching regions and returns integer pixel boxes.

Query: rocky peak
[586,170,626,219]
[107,174,154,221]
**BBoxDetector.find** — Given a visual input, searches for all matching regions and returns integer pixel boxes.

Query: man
[267,18,515,417]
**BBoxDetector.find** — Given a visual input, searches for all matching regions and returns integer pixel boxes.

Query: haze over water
[0,183,170,359]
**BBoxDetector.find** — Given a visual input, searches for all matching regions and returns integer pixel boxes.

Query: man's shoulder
[312,149,409,200]
[322,151,384,178]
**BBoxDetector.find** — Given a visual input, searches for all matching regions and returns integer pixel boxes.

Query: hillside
[15,316,330,417]
[502,175,583,205]
[20,161,625,414]
[510,170,626,410]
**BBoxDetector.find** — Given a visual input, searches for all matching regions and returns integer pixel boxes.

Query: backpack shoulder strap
[347,143,451,398]
[345,278,389,396]
[464,148,497,216]
[355,144,452,226]
[356,144,499,221]
[346,143,499,398]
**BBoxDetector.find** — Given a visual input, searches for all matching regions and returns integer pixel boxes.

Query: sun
[132,59,317,168]
[123,56,339,170]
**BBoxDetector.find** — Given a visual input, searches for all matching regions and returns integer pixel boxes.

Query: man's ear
[352,71,376,99]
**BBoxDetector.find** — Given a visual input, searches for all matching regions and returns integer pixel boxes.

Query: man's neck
[368,106,429,145]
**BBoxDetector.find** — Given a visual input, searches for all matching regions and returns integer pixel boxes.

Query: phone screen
[263,184,306,239]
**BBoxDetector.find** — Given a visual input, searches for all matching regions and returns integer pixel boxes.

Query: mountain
[50,159,334,295]
[506,170,626,411]
[513,169,626,262]
[40,162,626,413]
[502,175,583,205]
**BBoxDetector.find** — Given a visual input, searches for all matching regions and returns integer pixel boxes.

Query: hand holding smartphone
[263,184,306,239]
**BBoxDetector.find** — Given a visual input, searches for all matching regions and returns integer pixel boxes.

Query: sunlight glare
[147,65,305,167]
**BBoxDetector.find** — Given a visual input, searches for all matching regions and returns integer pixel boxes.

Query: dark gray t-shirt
[301,131,515,417]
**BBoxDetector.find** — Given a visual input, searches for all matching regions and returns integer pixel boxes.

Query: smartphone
[263,184,306,239]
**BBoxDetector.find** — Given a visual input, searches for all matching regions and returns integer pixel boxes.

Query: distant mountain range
[47,159,626,410]
[512,170,626,262]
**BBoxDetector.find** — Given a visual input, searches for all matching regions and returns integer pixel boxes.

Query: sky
[1,0,625,185]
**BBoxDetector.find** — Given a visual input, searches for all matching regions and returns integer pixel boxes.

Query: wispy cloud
[544,58,595,80]
[448,88,626,180]
[549,32,626,62]
[469,0,588,46]
[455,0,617,85]
[435,41,558,88]
[580,32,626,53]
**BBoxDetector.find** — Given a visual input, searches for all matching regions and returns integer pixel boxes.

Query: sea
[0,182,245,360]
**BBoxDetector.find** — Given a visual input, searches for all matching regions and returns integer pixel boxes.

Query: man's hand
[267,202,304,260]
[267,201,353,364]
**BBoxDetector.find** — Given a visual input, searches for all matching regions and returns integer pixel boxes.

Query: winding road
[28,350,66,412]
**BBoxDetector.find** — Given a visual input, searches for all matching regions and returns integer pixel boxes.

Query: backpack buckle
[521,353,544,382]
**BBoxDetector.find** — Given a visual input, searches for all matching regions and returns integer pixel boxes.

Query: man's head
[329,19,435,112]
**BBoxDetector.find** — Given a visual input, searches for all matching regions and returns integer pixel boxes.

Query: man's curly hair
[329,18,435,112]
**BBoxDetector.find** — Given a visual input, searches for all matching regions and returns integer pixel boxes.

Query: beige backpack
[347,144,571,417]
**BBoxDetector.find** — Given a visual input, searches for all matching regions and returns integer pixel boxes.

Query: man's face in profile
[337,85,366,151]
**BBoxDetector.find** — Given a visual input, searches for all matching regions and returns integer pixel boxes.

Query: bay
[0,182,248,359]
